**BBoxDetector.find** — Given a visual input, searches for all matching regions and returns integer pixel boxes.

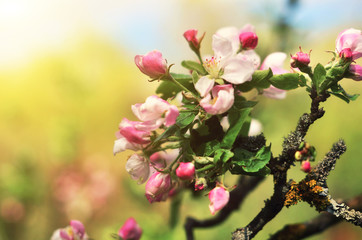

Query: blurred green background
[0,0,361,239]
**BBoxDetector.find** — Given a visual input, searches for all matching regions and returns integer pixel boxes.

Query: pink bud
[145,172,172,203]
[184,29,203,50]
[290,50,310,68]
[134,50,167,79]
[349,64,362,81]
[118,118,151,145]
[301,160,311,173]
[339,48,353,60]
[239,32,258,50]
[176,162,195,180]
[208,187,230,215]
[118,218,142,240]
[195,178,207,191]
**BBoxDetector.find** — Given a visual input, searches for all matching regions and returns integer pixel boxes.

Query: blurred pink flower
[349,64,362,81]
[51,220,88,240]
[208,187,230,215]
[118,217,142,240]
[260,52,288,99]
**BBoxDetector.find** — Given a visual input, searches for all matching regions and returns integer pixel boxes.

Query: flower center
[203,56,221,79]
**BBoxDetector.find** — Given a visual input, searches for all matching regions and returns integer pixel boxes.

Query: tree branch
[184,176,264,240]
[232,90,330,240]
[269,194,362,240]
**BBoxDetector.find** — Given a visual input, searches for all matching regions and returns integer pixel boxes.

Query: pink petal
[222,55,254,84]
[195,76,215,97]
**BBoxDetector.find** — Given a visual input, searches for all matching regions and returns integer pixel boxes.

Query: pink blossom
[260,52,288,99]
[216,24,255,52]
[134,50,167,78]
[349,64,362,81]
[126,154,150,184]
[239,32,258,50]
[195,76,215,97]
[145,172,172,203]
[200,84,234,115]
[118,118,151,145]
[118,217,142,240]
[199,34,255,86]
[113,136,140,155]
[184,29,204,50]
[301,160,311,173]
[132,95,179,127]
[290,50,310,68]
[51,220,88,240]
[335,28,362,60]
[176,162,195,180]
[208,187,230,215]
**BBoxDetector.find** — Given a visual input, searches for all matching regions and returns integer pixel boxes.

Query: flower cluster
[112,25,362,217]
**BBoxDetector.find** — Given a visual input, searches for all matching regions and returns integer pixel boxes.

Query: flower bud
[145,172,172,203]
[176,162,195,180]
[336,28,362,61]
[294,151,302,161]
[239,32,258,50]
[134,50,167,79]
[118,217,142,240]
[349,64,362,81]
[301,160,311,173]
[184,29,204,50]
[125,154,150,184]
[195,178,207,191]
[208,187,230,215]
[339,48,353,60]
[290,50,310,68]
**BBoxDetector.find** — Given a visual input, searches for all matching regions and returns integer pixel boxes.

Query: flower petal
[222,55,254,84]
[195,76,215,97]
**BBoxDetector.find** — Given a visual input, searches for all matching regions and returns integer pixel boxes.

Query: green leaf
[236,69,273,92]
[232,145,271,172]
[181,60,207,75]
[312,63,326,93]
[268,73,300,90]
[153,125,178,143]
[328,84,360,103]
[230,165,270,176]
[221,108,252,148]
[176,112,196,128]
[192,71,199,84]
[233,94,258,109]
[214,149,234,165]
[156,73,194,100]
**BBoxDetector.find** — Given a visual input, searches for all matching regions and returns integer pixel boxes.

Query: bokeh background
[0,0,361,239]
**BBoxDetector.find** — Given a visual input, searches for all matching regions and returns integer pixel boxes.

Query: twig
[269,194,362,240]
[184,176,264,240]
[232,90,330,240]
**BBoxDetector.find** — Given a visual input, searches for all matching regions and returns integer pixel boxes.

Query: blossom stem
[196,164,215,173]
[167,74,200,100]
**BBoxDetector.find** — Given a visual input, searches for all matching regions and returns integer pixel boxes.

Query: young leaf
[236,69,273,92]
[232,145,271,173]
[268,73,300,90]
[221,108,252,148]
[156,73,194,99]
[181,61,207,75]
[312,63,326,93]
[214,149,234,165]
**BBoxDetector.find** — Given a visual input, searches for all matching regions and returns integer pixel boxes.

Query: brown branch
[184,176,264,240]
[269,195,362,240]
[232,90,330,240]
